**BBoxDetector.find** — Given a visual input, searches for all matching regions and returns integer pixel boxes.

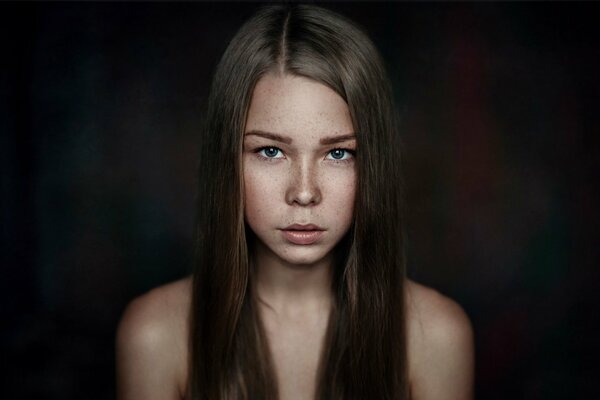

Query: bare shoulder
[405,279,474,400]
[405,280,473,342]
[116,276,192,400]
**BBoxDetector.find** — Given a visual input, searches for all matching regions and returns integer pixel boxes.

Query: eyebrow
[244,130,356,145]
[320,134,356,145]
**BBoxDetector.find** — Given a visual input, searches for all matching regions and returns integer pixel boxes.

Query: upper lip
[282,224,325,231]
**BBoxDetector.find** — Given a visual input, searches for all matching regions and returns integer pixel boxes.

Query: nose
[285,158,322,206]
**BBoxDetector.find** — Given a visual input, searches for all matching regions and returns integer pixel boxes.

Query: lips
[281,224,325,245]
[283,223,324,231]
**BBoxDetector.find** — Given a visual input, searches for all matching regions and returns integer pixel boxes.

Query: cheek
[341,181,356,221]
[243,172,262,223]
[243,165,282,225]
[324,171,356,223]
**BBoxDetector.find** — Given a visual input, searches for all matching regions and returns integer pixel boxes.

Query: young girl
[117,5,473,400]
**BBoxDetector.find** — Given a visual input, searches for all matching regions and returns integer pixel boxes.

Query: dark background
[2,1,598,399]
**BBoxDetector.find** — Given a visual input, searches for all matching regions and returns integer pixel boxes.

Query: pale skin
[116,74,474,400]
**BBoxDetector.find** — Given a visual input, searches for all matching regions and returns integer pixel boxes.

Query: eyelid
[255,146,285,160]
[251,145,356,163]
[325,148,355,162]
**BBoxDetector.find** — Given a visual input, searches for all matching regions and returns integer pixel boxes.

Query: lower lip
[281,230,324,245]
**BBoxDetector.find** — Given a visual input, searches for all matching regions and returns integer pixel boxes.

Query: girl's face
[243,74,356,267]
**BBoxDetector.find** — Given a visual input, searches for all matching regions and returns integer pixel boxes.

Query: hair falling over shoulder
[190,4,408,399]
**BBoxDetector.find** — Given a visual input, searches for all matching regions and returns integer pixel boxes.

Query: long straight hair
[191,5,407,399]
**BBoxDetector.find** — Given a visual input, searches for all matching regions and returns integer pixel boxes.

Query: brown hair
[191,4,407,399]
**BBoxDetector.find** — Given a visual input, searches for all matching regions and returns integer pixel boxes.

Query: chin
[248,231,337,268]
[276,246,334,267]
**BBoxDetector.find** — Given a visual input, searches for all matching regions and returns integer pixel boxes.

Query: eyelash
[254,146,355,164]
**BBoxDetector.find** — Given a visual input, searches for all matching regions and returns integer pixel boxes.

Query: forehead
[245,74,354,141]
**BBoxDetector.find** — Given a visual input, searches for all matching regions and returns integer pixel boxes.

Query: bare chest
[262,314,330,400]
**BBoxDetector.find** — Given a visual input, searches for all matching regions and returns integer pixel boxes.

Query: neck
[251,242,334,316]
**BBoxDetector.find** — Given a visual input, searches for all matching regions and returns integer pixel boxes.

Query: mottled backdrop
[2,1,598,399]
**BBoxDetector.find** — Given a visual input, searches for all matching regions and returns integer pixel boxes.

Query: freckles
[321,172,355,224]
[244,169,286,215]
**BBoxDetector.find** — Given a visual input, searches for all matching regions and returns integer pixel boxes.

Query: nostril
[285,165,322,206]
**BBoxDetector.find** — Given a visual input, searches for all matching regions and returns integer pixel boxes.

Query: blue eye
[327,149,353,161]
[258,147,283,158]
